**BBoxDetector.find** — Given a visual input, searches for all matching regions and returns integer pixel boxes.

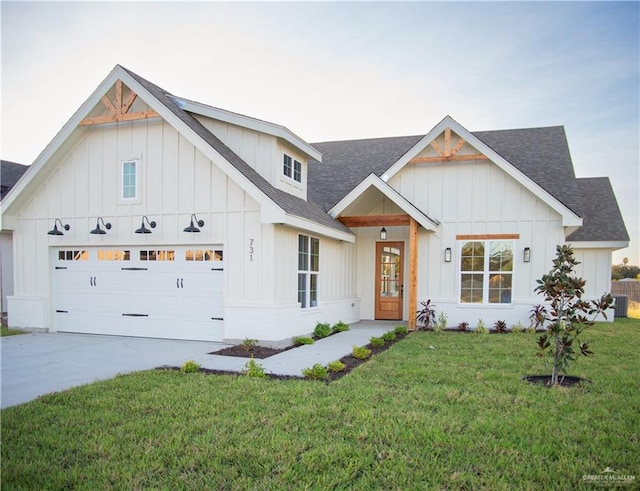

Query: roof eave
[176,98,322,162]
[568,240,629,251]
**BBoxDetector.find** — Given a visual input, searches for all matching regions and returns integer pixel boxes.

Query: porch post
[408,217,418,330]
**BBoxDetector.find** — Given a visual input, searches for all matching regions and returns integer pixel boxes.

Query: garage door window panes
[186,250,223,261]
[140,250,175,261]
[58,250,88,261]
[97,250,130,261]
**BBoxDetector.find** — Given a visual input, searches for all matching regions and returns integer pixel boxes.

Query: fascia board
[329,173,439,232]
[383,115,583,227]
[117,72,285,222]
[280,215,356,243]
[568,240,630,250]
[177,99,322,162]
[1,67,125,214]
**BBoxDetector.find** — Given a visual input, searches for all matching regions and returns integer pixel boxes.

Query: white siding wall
[381,159,566,327]
[195,115,307,200]
[225,225,359,346]
[573,248,615,321]
[9,118,272,337]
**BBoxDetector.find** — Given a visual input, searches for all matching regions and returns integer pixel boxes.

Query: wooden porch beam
[408,217,418,330]
[338,214,411,228]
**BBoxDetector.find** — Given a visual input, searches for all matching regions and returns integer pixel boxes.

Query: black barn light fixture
[135,216,156,234]
[90,217,112,235]
[47,218,70,236]
[380,227,387,240]
[184,214,204,233]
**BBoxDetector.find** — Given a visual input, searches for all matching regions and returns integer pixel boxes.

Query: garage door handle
[180,278,184,288]
[176,278,184,288]
[122,313,149,317]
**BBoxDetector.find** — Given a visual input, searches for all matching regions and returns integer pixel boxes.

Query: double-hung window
[460,240,513,304]
[283,154,302,183]
[298,235,319,308]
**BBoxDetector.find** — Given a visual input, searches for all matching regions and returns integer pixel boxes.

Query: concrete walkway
[1,321,399,408]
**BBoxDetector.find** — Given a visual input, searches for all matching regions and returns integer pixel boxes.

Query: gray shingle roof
[121,66,351,235]
[567,178,629,242]
[1,160,28,200]
[309,135,423,211]
[473,126,583,217]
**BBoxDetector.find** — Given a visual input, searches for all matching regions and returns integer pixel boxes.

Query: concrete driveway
[1,332,221,409]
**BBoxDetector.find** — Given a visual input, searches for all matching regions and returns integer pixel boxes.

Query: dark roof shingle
[1,160,29,200]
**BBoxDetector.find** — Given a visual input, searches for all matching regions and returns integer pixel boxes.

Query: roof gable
[1,160,29,200]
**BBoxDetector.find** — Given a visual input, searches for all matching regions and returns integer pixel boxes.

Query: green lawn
[0,325,27,336]
[2,319,639,490]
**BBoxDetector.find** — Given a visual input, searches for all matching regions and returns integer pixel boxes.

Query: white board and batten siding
[387,157,567,327]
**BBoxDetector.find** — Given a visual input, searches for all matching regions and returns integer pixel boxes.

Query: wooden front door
[375,242,404,320]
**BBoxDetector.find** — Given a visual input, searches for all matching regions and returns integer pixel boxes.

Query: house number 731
[249,239,254,262]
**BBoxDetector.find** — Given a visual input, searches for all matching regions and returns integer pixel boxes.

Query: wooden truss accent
[79,80,160,126]
[410,127,488,164]
[338,214,411,228]
[408,217,418,331]
[456,233,520,240]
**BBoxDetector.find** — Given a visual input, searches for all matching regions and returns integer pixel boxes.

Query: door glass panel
[380,246,400,297]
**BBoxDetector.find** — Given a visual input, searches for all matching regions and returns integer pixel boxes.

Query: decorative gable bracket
[79,80,160,126]
[408,127,488,164]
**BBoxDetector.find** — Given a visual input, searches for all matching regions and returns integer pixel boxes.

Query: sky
[1,1,639,264]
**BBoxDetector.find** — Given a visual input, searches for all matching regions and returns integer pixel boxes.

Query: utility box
[613,295,629,318]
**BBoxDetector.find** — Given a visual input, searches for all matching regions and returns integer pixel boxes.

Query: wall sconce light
[90,217,112,235]
[380,227,387,240]
[135,216,156,234]
[444,247,452,262]
[523,247,531,263]
[47,218,70,236]
[184,214,204,233]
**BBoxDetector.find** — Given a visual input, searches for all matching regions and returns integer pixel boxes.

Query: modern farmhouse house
[0,65,629,345]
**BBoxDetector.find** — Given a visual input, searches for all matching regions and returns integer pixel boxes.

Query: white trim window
[459,240,513,304]
[298,234,319,308]
[283,153,302,183]
[121,160,138,200]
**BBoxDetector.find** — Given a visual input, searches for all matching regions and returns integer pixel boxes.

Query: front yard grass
[2,319,639,489]
[0,325,27,336]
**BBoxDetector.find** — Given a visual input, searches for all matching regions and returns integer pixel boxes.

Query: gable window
[122,160,138,199]
[283,154,302,183]
[460,240,513,304]
[298,234,319,308]
[293,159,302,183]
[283,154,293,178]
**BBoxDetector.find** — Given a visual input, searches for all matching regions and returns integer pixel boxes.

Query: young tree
[530,245,613,386]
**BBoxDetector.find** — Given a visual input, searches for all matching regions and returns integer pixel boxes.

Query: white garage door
[53,246,224,341]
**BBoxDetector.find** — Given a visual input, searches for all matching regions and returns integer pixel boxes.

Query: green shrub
[352,345,372,360]
[370,336,385,348]
[525,324,537,334]
[180,360,201,373]
[332,321,350,333]
[314,322,332,339]
[382,331,396,342]
[434,312,448,332]
[293,336,314,345]
[241,337,258,351]
[511,321,526,333]
[457,321,469,332]
[302,363,329,380]
[474,319,489,335]
[394,325,408,335]
[243,356,267,378]
[494,320,508,333]
[327,360,346,372]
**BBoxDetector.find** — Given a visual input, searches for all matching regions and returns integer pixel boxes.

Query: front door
[375,242,404,320]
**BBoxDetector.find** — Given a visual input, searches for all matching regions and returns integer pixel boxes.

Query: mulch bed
[168,331,412,382]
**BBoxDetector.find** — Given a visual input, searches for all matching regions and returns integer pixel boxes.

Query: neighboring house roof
[567,177,629,243]
[1,160,29,200]
[121,67,352,236]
